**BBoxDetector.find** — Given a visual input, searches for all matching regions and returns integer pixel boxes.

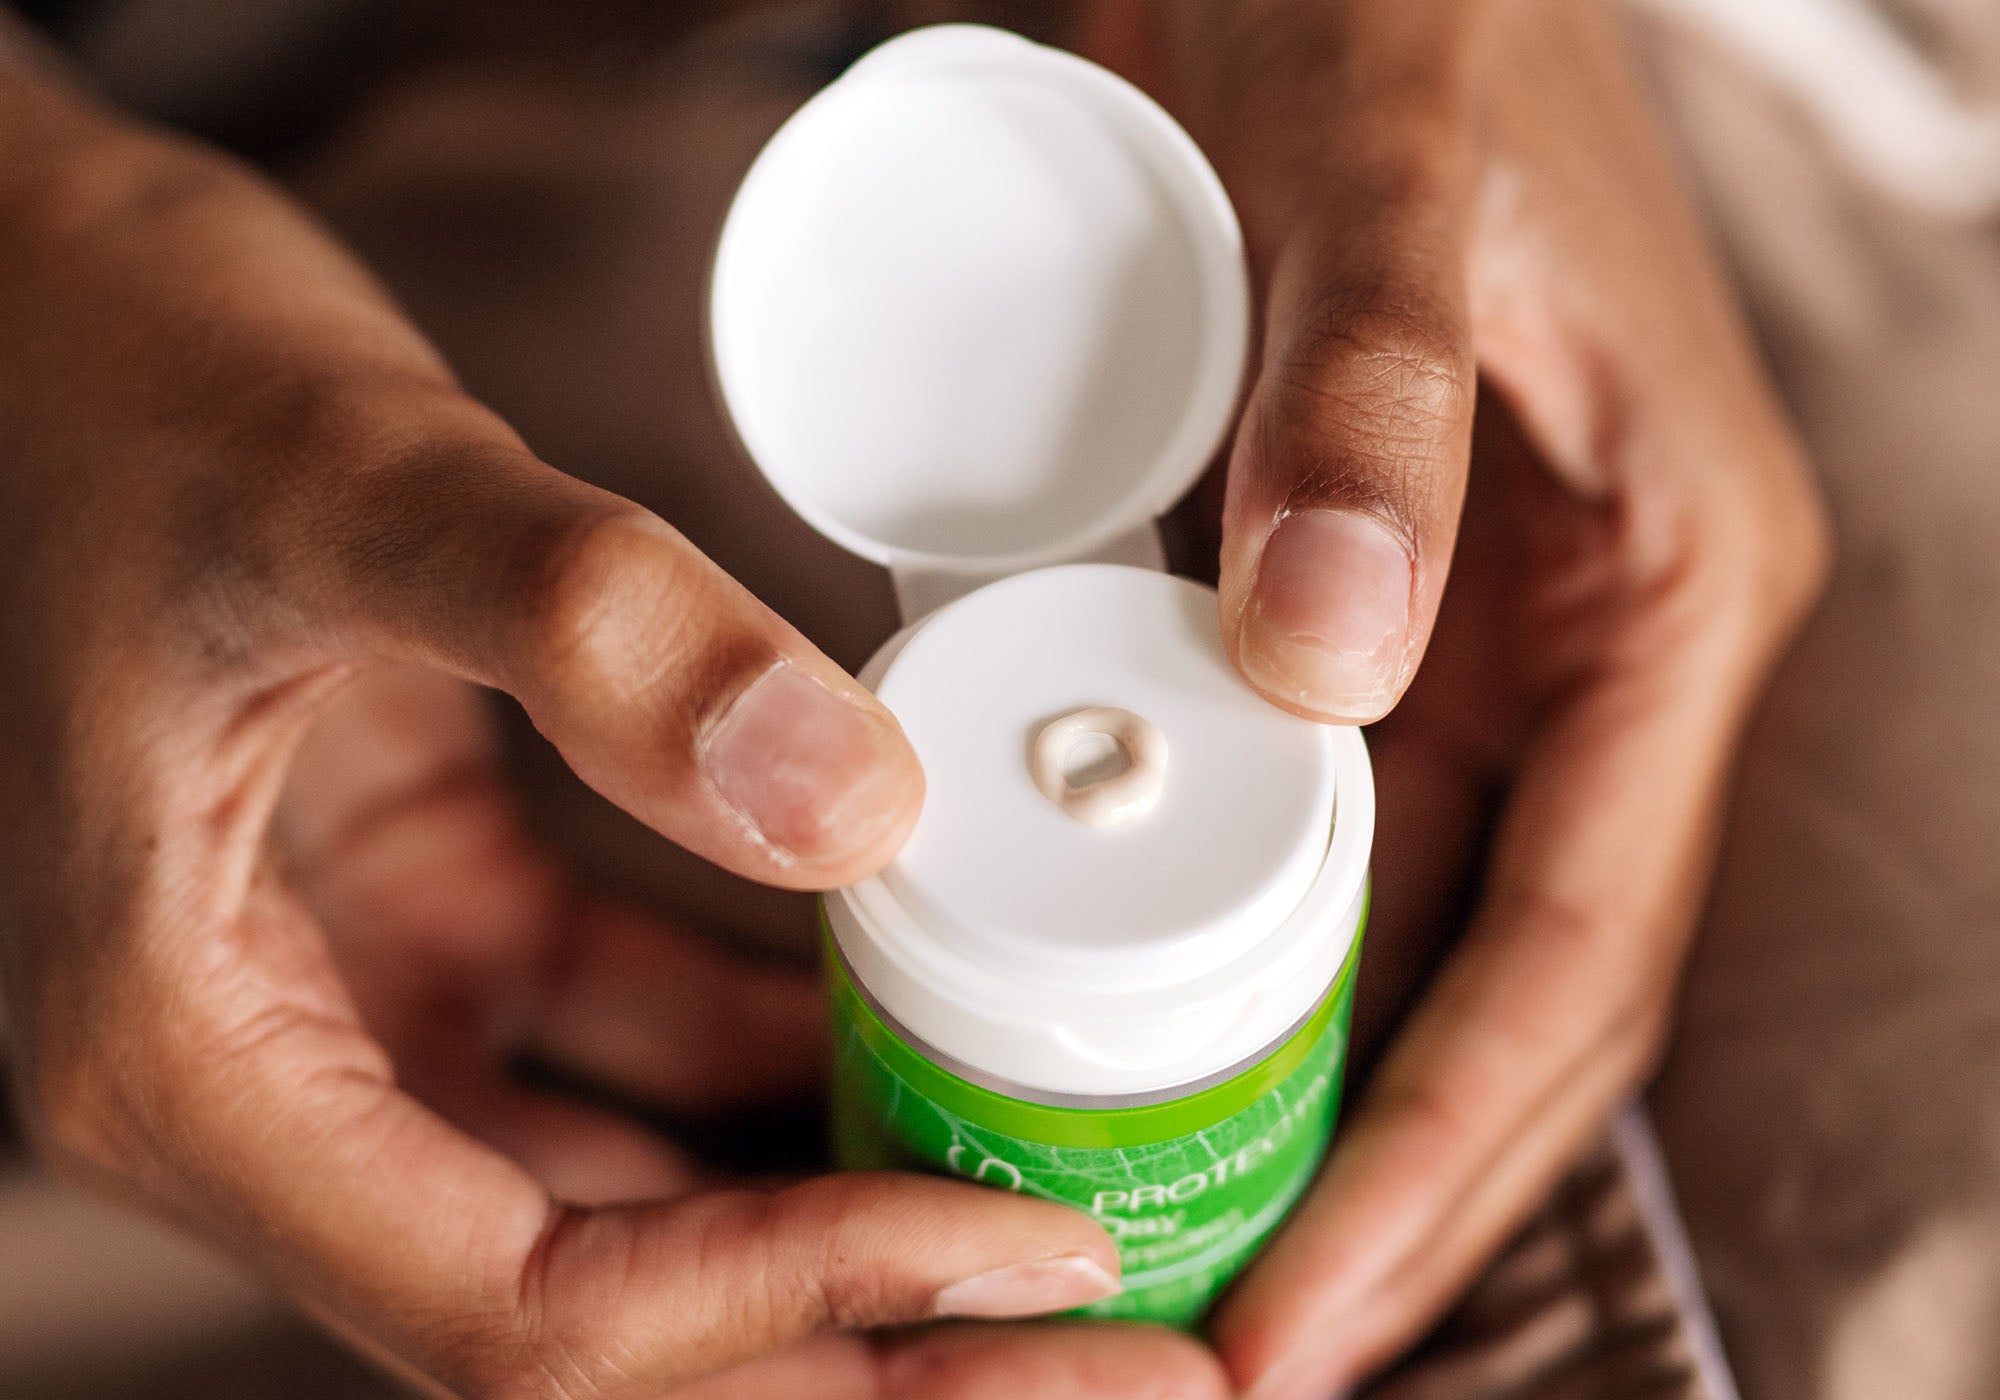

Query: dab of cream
[1031,707,1168,828]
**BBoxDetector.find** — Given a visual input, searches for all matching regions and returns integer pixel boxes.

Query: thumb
[308,418,922,889]
[1221,210,1475,723]
[1212,60,1477,724]
[527,1174,1122,1391]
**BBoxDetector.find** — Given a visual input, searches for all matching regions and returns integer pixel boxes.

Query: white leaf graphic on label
[946,1144,1024,1191]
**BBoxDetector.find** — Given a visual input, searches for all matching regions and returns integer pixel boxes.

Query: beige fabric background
[1641,4,2000,1397]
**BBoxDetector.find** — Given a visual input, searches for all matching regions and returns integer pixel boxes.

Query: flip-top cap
[831,567,1373,1099]
[709,25,1250,581]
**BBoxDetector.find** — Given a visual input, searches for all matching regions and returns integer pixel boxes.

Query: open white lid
[709,25,1250,598]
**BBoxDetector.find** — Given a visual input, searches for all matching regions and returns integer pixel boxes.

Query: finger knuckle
[506,509,780,746]
[679,1178,904,1337]
[1497,883,1618,961]
[508,507,694,703]
[463,1210,615,1400]
[1672,442,1835,644]
[767,1177,905,1330]
[694,1182,851,1336]
[1379,1071,1481,1162]
[1267,285,1472,524]
[1486,883,1681,1073]
[1290,286,1472,432]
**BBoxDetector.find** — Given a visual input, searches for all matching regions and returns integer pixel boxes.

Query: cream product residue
[1030,706,1168,828]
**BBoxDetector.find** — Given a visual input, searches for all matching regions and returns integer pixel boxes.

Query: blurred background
[3,2,1998,1397]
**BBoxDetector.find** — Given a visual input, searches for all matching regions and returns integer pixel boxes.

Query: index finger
[1197,8,1482,723]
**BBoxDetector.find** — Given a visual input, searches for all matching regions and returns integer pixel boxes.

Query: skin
[0,1,1828,1398]
[0,29,1223,1400]
[1118,1,1831,1394]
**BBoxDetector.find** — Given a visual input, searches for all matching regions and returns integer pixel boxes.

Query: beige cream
[1029,706,1168,828]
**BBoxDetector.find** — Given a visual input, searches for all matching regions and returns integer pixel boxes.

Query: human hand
[0,66,1227,1399]
[1098,0,1833,1392]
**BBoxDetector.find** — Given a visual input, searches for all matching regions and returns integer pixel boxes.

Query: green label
[828,926,1362,1329]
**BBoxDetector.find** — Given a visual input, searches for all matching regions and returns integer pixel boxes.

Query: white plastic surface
[710,25,1249,583]
[832,568,1374,1098]
[879,566,1332,989]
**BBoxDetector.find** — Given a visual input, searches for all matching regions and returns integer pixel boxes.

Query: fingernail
[1241,509,1411,717]
[930,1253,1120,1319]
[701,662,917,863]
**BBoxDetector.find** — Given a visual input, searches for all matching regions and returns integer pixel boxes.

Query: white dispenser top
[832,565,1370,1097]
[871,565,1335,993]
[830,564,1370,1098]
[709,24,1249,585]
